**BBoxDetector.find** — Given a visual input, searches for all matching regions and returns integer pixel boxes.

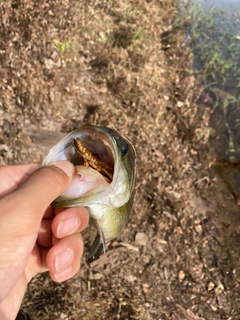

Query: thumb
[1,161,75,234]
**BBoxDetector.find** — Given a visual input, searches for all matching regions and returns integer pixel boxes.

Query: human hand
[0,162,89,320]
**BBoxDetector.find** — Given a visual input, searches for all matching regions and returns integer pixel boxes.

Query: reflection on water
[199,0,240,9]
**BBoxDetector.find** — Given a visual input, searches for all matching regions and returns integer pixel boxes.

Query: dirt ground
[1,0,240,319]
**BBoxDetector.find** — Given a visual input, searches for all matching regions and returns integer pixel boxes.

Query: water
[180,0,240,199]
[181,0,240,154]
[198,0,240,10]
[195,0,240,35]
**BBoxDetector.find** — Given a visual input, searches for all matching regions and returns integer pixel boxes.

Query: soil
[1,1,240,319]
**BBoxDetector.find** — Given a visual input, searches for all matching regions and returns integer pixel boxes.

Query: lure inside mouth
[73,137,114,181]
[45,133,115,199]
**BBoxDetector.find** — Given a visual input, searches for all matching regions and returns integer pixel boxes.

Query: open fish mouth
[43,126,119,200]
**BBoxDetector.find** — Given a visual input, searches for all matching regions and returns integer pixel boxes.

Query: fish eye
[102,127,128,156]
[121,140,128,156]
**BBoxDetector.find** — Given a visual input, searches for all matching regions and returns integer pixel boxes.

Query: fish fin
[88,234,103,259]
[89,220,107,258]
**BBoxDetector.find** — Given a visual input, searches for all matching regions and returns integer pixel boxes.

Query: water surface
[181,0,240,199]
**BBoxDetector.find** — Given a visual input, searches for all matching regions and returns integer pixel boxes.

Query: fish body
[43,125,136,255]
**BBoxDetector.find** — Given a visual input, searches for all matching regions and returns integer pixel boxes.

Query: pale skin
[0,161,89,320]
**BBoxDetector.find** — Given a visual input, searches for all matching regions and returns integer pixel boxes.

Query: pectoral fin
[89,219,107,258]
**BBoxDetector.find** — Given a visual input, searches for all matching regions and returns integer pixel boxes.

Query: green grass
[52,39,71,53]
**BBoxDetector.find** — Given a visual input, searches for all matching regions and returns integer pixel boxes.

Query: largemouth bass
[43,125,136,256]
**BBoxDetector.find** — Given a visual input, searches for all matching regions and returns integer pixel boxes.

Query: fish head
[43,125,136,208]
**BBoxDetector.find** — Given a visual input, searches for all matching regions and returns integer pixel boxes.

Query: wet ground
[1,0,240,319]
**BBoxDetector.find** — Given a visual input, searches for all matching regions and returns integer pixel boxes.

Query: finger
[17,161,75,211]
[46,233,83,282]
[0,161,75,235]
[37,219,52,248]
[50,258,80,283]
[0,164,40,197]
[43,206,55,219]
[52,207,89,238]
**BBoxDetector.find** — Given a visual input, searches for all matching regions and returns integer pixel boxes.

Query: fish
[43,125,136,257]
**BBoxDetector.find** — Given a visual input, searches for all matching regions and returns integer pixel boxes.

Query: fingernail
[54,266,72,281]
[55,248,73,273]
[47,160,74,178]
[57,218,80,238]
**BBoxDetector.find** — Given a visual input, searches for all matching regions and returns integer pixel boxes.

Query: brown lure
[73,138,113,181]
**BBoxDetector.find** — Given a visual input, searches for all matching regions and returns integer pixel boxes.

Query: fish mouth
[44,126,117,200]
